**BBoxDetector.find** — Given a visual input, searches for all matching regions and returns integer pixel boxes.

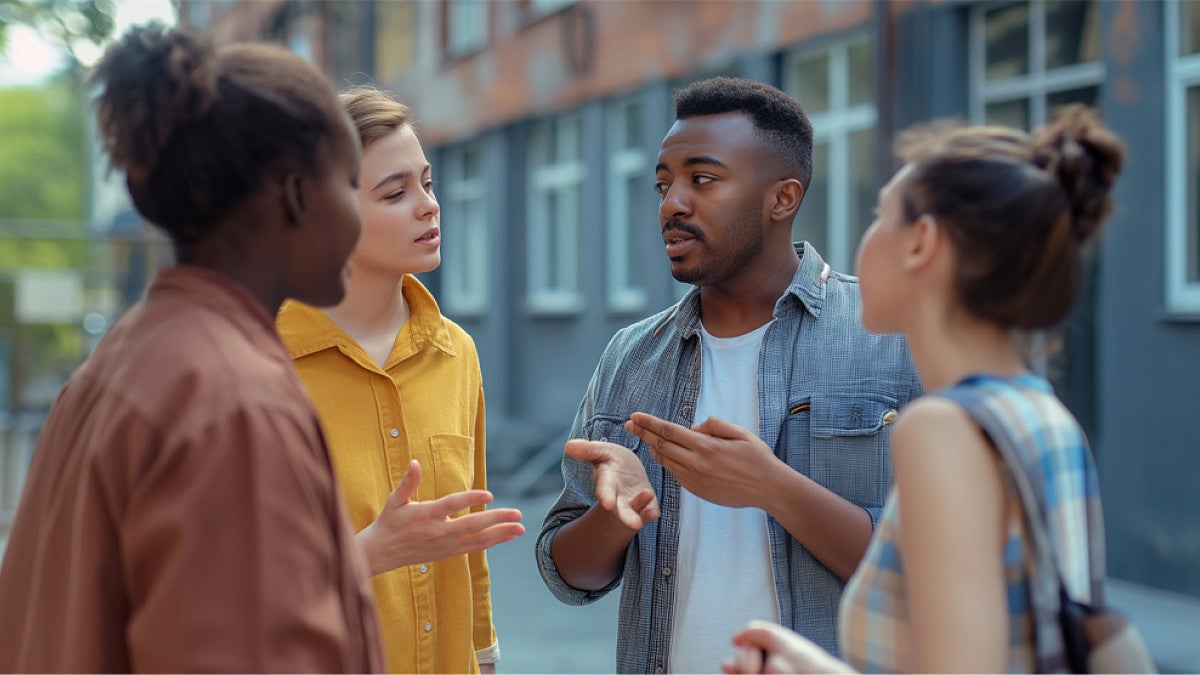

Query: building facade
[181,0,1200,600]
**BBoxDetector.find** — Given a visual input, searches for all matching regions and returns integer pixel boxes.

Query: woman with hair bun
[723,105,1126,674]
[0,23,383,672]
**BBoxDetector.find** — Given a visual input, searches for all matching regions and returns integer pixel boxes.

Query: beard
[667,212,764,286]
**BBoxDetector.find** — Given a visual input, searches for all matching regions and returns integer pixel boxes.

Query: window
[782,35,877,273]
[972,0,1103,128]
[528,0,574,17]
[441,141,489,316]
[445,0,488,58]
[605,98,649,313]
[527,113,585,314]
[972,0,1104,412]
[1168,0,1200,314]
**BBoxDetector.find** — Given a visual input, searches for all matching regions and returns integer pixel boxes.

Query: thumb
[564,439,607,464]
[692,415,751,440]
[389,459,422,506]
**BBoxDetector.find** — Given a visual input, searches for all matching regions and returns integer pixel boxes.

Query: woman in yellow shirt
[277,86,525,674]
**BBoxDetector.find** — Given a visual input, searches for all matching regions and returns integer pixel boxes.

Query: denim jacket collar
[655,241,833,341]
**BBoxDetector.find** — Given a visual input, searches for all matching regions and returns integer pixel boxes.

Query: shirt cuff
[476,640,500,665]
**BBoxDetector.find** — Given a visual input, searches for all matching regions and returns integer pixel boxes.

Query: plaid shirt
[535,243,922,674]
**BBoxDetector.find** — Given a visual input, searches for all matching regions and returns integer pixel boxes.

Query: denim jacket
[535,243,922,674]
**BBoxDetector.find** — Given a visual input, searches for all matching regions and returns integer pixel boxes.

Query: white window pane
[795,142,829,254]
[986,97,1030,129]
[1183,0,1200,56]
[848,39,874,108]
[984,2,1029,82]
[1188,85,1200,283]
[1048,85,1100,113]
[792,54,830,114]
[847,129,874,255]
[1045,0,1099,69]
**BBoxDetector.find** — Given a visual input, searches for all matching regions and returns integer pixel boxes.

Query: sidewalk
[1108,577,1200,673]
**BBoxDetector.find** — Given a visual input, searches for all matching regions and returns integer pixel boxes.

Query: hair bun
[91,22,217,183]
[1032,104,1126,245]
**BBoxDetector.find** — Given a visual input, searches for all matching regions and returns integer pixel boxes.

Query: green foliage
[0,74,87,221]
[0,0,115,61]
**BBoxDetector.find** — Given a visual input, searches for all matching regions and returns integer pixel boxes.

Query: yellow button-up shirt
[277,274,496,674]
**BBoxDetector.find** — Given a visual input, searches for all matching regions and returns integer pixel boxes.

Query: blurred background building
[2,0,1199,668]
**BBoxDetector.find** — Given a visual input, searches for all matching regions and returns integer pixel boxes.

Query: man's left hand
[626,412,783,509]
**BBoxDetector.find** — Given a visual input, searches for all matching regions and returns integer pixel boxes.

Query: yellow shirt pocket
[430,433,476,506]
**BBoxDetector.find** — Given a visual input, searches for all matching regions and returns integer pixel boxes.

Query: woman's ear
[283,170,305,226]
[903,214,942,272]
[769,178,804,223]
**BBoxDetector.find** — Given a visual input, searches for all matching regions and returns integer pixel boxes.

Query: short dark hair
[672,76,814,188]
[90,22,346,244]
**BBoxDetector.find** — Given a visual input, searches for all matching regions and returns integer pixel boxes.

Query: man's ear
[769,178,804,223]
[283,170,305,227]
[904,214,942,271]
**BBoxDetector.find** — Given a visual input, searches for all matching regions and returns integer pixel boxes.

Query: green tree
[0,0,115,64]
[0,74,86,221]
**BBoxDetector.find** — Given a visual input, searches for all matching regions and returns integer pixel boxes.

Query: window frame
[440,139,490,317]
[443,0,489,60]
[781,34,878,273]
[1167,0,1200,315]
[969,0,1106,125]
[526,112,586,315]
[970,0,1107,374]
[604,97,650,314]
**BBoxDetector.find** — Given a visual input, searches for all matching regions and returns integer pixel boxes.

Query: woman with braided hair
[723,105,1126,673]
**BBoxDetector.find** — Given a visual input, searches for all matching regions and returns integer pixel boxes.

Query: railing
[0,411,43,550]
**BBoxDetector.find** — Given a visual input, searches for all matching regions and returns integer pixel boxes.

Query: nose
[659,183,691,222]
[418,191,440,220]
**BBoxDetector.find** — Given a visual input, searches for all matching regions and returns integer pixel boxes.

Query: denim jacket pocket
[807,393,898,508]
[584,415,643,452]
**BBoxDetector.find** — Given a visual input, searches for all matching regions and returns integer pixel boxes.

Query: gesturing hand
[722,620,856,674]
[626,412,783,509]
[565,439,660,532]
[357,459,525,575]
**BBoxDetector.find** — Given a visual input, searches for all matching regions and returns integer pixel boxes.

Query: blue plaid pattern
[838,373,1097,673]
[535,243,922,674]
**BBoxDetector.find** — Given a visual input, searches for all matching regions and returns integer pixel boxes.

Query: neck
[698,243,799,337]
[324,268,410,342]
[175,234,285,316]
[905,306,1028,392]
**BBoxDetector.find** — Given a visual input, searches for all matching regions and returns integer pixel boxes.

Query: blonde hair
[339,85,412,150]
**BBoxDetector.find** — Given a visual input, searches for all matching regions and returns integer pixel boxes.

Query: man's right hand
[565,439,660,531]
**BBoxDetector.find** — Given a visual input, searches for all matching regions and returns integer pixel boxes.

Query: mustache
[661,220,704,241]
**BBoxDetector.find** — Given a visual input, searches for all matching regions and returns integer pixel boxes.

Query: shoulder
[892,396,1002,493]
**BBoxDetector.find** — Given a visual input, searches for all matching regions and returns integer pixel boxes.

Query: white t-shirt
[667,321,781,674]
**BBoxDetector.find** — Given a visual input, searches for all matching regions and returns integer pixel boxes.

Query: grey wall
[1096,0,1200,595]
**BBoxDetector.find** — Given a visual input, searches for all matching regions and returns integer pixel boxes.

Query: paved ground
[486,489,620,674]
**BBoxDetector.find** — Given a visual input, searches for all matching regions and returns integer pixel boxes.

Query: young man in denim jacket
[535,77,922,674]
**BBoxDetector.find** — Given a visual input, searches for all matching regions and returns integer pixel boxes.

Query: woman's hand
[356,459,525,575]
[722,621,857,674]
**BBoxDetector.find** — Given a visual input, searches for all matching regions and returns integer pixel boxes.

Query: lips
[663,223,701,258]
[415,227,441,249]
[664,231,697,258]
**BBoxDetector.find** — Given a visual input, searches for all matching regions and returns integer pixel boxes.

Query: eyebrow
[655,155,728,173]
[370,164,431,192]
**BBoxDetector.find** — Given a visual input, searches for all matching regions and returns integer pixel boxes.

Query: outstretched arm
[627,412,872,581]
[549,439,660,591]
[357,459,525,575]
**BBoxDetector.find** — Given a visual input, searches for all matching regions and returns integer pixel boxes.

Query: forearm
[761,466,874,581]
[549,503,637,591]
